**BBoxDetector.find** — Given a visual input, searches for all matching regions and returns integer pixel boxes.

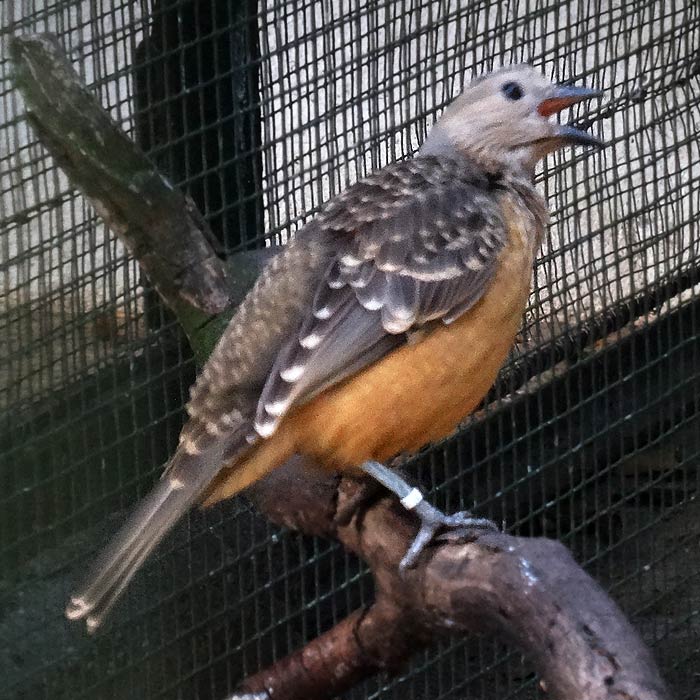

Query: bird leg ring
[359,460,498,570]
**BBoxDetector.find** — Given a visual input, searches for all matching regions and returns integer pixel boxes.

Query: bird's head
[419,64,602,174]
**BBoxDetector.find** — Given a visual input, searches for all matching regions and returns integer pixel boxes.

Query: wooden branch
[235,603,422,699]
[9,33,231,330]
[243,465,670,700]
[11,32,670,700]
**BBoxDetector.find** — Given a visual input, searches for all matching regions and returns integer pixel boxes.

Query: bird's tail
[65,422,299,633]
[65,435,241,633]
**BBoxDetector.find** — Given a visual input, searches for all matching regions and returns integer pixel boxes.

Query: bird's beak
[537,84,602,117]
[538,84,604,148]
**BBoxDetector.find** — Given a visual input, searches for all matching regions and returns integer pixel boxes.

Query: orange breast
[286,225,536,472]
[204,204,540,507]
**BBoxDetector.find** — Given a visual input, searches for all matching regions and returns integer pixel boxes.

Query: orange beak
[537,84,603,117]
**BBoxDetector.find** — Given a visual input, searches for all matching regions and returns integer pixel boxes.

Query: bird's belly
[288,257,532,471]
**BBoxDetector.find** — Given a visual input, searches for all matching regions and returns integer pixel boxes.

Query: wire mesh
[1,0,699,698]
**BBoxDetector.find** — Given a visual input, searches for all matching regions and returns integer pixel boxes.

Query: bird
[65,65,602,633]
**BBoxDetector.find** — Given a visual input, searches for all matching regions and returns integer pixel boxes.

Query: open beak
[538,84,604,147]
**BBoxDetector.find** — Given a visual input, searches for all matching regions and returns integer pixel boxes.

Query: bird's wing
[182,225,340,452]
[254,154,510,437]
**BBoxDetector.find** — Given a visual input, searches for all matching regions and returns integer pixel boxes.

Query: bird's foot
[400,499,497,571]
[358,460,498,571]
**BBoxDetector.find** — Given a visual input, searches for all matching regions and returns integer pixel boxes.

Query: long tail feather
[65,436,243,633]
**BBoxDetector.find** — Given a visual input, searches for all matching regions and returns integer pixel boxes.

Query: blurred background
[1,1,699,698]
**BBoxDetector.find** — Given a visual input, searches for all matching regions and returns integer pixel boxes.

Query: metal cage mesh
[1,0,699,698]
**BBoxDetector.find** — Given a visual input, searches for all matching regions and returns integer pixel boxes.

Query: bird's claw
[399,500,498,571]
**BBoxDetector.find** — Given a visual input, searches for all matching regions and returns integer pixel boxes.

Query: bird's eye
[501,81,524,100]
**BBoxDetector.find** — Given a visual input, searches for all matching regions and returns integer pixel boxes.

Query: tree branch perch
[10,32,670,700]
[243,464,669,699]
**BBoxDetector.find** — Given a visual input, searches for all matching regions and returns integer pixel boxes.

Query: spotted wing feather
[254,155,509,437]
